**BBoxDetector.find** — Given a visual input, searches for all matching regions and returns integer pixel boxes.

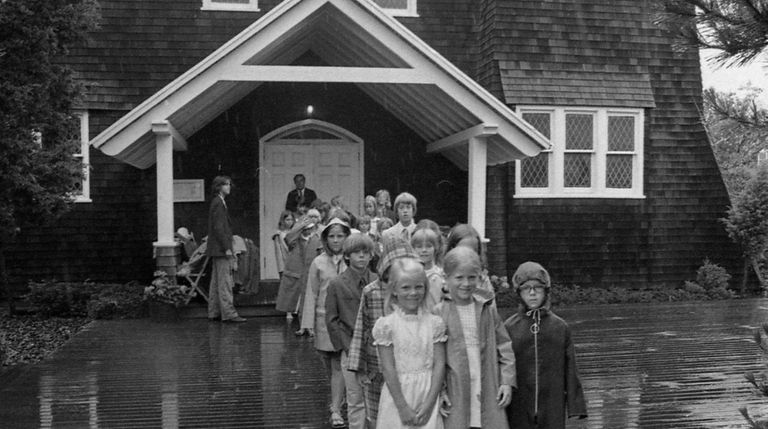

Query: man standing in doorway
[285,173,318,213]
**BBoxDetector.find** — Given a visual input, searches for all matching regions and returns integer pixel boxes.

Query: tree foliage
[0,0,99,307]
[703,88,768,195]
[0,0,99,239]
[655,0,768,67]
[723,165,768,288]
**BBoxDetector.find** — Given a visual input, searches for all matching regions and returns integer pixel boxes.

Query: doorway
[259,119,364,280]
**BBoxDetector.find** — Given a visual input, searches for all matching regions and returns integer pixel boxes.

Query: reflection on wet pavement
[1,299,767,428]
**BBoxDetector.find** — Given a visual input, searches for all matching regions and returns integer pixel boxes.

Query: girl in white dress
[373,257,446,429]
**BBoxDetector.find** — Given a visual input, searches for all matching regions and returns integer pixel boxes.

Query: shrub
[27,280,100,318]
[696,259,732,291]
[86,283,147,319]
[27,280,146,319]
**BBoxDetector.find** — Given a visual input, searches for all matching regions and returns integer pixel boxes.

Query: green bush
[27,280,146,319]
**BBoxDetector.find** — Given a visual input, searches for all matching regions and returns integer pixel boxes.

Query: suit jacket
[285,187,318,212]
[206,195,233,257]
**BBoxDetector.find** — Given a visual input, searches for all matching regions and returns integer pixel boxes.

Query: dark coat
[436,296,517,429]
[206,195,232,257]
[285,187,318,212]
[504,304,587,428]
[325,267,377,351]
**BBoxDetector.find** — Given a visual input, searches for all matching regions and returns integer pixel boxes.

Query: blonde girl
[436,246,516,429]
[373,257,446,429]
[410,227,444,310]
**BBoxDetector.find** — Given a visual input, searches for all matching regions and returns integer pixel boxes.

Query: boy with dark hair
[326,233,378,429]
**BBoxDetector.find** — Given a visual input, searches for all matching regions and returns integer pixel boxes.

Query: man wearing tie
[285,174,318,213]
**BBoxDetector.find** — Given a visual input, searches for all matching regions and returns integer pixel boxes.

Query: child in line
[382,192,418,242]
[445,224,495,299]
[373,257,446,429]
[346,237,420,429]
[363,195,379,236]
[300,218,351,428]
[375,189,396,222]
[275,213,320,322]
[410,225,444,310]
[272,210,295,278]
[436,246,516,429]
[504,262,587,428]
[357,215,379,272]
[326,233,379,429]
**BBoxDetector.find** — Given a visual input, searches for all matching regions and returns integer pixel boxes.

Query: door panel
[260,140,362,280]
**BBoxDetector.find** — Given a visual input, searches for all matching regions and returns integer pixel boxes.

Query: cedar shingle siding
[6,0,743,293]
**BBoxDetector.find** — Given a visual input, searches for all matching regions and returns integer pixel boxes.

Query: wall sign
[173,179,205,202]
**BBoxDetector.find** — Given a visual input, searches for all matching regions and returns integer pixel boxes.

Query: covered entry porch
[88,0,549,281]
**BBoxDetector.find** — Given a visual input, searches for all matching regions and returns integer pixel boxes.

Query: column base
[154,242,181,277]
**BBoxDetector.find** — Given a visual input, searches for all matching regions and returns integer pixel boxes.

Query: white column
[467,135,487,239]
[154,126,175,246]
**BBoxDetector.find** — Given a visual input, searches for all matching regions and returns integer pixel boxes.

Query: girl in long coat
[436,247,516,429]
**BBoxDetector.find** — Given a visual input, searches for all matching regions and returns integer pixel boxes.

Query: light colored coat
[435,296,517,429]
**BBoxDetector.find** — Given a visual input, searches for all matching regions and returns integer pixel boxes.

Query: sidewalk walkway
[2,299,768,428]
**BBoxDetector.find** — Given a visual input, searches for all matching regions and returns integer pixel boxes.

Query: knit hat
[512,261,551,293]
[377,235,419,278]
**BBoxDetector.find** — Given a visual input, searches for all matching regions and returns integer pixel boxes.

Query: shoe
[330,411,346,428]
[294,328,307,336]
[286,313,293,321]
[224,316,247,323]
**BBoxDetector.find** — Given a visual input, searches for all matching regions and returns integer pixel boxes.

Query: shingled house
[6,0,743,294]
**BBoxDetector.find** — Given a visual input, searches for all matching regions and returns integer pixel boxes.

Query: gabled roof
[89,0,549,169]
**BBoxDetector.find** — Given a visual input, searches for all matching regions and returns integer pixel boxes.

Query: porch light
[306,105,314,117]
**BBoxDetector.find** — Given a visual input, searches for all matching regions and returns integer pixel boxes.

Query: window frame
[374,0,418,17]
[515,106,645,199]
[73,110,91,203]
[201,0,260,12]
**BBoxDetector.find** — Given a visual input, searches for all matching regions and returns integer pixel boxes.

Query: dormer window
[201,0,259,12]
[373,0,417,17]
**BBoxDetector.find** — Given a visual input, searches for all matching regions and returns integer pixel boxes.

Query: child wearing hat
[504,262,588,429]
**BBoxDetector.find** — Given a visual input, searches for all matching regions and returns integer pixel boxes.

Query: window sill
[514,192,645,199]
[201,6,260,12]
[73,196,92,203]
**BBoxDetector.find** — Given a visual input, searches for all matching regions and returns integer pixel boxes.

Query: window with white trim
[201,0,259,12]
[515,106,644,198]
[73,111,91,203]
[372,0,418,17]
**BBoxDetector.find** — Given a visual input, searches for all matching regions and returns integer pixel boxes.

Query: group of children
[274,190,588,429]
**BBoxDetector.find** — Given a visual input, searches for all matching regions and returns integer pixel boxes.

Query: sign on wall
[173,179,205,202]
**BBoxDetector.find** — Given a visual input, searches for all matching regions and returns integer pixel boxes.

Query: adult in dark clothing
[285,173,318,213]
[206,175,245,323]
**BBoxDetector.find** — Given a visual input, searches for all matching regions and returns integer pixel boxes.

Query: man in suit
[285,173,318,213]
[206,175,246,323]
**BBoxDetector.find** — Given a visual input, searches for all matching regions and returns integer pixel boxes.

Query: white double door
[259,140,363,280]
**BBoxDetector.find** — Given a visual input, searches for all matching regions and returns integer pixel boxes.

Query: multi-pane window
[516,107,644,198]
[372,0,417,16]
[201,0,259,12]
[74,111,91,203]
